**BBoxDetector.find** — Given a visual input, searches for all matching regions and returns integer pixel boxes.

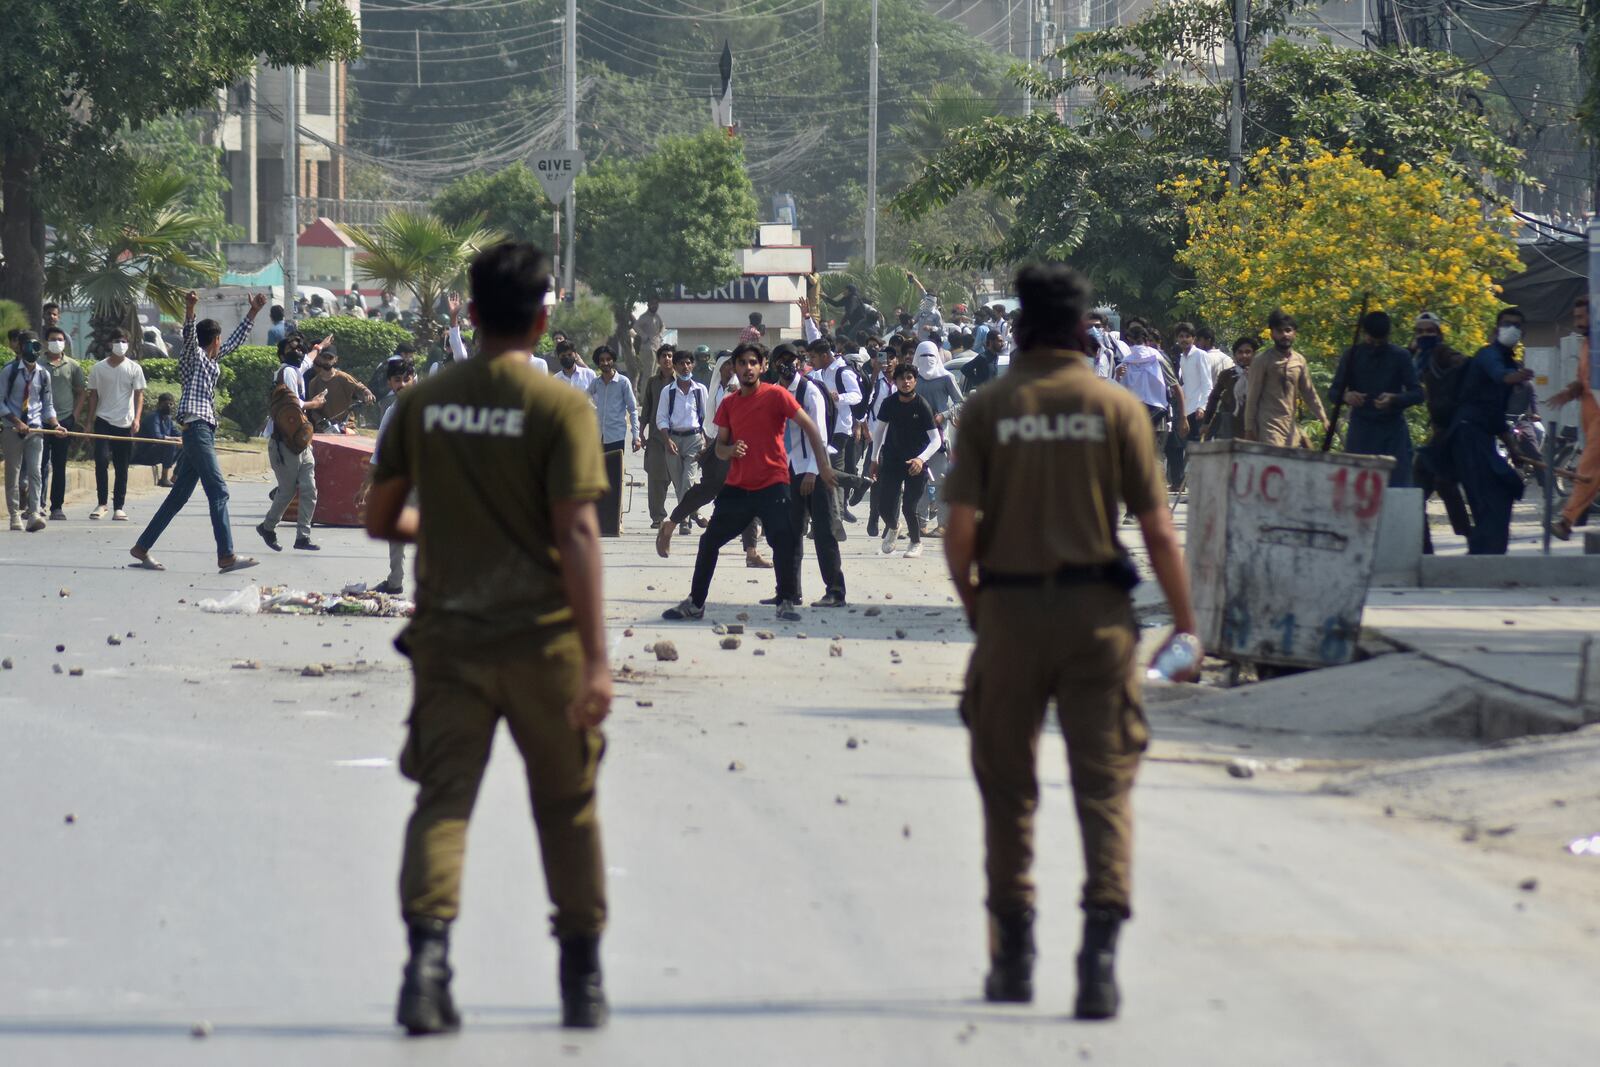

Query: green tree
[347,211,504,343]
[894,0,1528,320]
[45,166,227,359]
[432,164,552,246]
[574,127,759,375]
[0,0,358,328]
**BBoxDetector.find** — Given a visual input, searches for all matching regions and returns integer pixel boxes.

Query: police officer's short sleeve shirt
[944,349,1164,571]
[375,353,608,656]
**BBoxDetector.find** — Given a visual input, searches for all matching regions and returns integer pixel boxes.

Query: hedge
[218,346,279,436]
[295,316,413,387]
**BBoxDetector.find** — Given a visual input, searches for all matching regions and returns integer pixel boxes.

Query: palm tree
[46,166,225,357]
[347,210,503,343]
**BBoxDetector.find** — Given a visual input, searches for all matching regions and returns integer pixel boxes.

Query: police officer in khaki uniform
[366,242,614,1036]
[943,262,1199,1020]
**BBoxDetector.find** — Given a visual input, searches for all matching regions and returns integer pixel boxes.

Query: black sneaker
[758,595,783,606]
[811,592,846,608]
[256,524,281,552]
[841,509,858,523]
[775,600,802,622]
[294,536,321,551]
[372,579,405,595]
[662,598,705,621]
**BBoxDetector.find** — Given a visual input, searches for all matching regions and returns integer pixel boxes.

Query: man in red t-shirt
[663,342,835,622]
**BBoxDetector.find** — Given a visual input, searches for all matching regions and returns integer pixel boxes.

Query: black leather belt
[669,429,701,436]
[978,558,1139,592]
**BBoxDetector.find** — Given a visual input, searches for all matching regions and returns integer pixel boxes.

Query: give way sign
[532,150,585,204]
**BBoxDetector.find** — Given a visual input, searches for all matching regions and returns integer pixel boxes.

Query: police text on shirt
[422,404,525,437]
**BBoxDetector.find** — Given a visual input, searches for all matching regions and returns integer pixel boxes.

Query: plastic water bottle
[1147,632,1203,683]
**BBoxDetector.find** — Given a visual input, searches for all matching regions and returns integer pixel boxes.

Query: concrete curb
[48,447,270,511]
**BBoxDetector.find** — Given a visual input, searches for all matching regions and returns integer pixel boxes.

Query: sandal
[218,556,260,573]
[129,547,166,571]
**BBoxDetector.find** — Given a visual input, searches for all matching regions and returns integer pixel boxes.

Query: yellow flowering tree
[1170,143,1521,365]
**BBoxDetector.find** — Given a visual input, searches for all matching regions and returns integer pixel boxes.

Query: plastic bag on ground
[198,585,261,615]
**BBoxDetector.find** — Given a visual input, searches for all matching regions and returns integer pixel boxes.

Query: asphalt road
[3,466,1596,1066]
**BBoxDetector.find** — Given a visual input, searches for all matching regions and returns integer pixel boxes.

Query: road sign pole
[563,0,577,300]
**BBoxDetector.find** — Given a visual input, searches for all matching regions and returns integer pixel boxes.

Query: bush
[0,299,28,339]
[298,317,412,387]
[140,356,178,381]
[218,346,280,436]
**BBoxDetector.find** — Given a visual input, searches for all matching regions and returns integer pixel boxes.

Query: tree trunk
[0,136,46,328]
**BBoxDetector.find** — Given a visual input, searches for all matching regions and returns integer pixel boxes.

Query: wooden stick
[38,427,259,455]
[44,428,183,446]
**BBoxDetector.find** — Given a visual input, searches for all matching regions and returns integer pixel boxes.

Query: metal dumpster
[1185,441,1395,669]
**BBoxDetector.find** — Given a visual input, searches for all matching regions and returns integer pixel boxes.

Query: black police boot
[559,934,609,1029]
[983,908,1036,1003]
[397,916,461,1036]
[1073,906,1124,1020]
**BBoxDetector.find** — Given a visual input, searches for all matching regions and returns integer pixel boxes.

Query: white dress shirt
[656,378,709,433]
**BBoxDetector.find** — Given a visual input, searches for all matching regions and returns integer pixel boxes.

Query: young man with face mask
[130,290,266,572]
[40,325,86,520]
[1441,308,1533,554]
[1326,311,1424,484]
[554,342,598,391]
[1410,312,1472,551]
[655,349,710,537]
[84,327,148,521]
[773,345,848,607]
[257,332,334,552]
[3,331,67,531]
[1242,309,1328,447]
[870,362,942,558]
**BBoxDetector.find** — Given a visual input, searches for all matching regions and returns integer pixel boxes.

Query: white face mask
[1496,325,1522,348]
[46,339,65,355]
[110,341,129,357]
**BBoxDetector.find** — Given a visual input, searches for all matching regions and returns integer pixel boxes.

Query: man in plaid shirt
[130,290,267,572]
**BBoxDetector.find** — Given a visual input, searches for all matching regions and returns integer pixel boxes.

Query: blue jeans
[135,421,234,557]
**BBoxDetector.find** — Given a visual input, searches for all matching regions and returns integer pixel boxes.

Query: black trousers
[671,450,756,550]
[876,454,928,537]
[93,417,133,509]
[788,474,845,601]
[43,415,76,511]
[690,484,798,607]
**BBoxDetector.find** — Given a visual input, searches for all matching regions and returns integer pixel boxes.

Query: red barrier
[276,433,376,528]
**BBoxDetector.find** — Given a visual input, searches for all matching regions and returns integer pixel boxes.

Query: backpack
[269,366,314,451]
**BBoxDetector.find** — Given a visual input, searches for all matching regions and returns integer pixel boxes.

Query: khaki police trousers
[962,583,1148,920]
[399,629,607,937]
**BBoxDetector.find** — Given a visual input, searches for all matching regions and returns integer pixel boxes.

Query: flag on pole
[711,40,734,130]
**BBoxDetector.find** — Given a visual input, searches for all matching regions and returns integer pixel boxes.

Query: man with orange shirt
[661,342,835,623]
[1548,295,1594,540]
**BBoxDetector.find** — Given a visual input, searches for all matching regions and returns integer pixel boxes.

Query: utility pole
[563,0,578,299]
[1024,1,1035,116]
[1229,0,1248,188]
[866,0,879,267]
[283,66,298,318]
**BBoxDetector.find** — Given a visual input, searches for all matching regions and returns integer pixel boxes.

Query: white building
[659,224,816,353]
